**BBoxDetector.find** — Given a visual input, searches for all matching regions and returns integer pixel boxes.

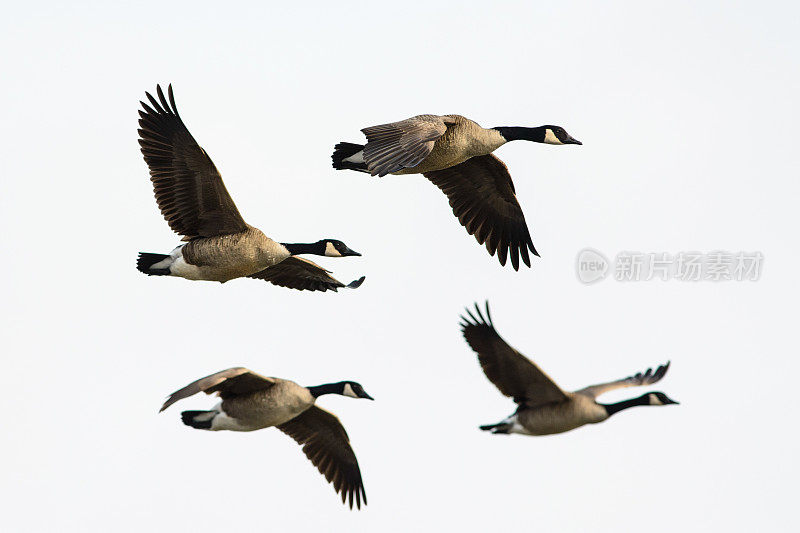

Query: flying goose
[136,85,364,291]
[332,115,581,270]
[460,303,678,435]
[160,367,373,509]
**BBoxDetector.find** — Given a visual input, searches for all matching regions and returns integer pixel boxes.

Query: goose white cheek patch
[649,395,664,406]
[543,129,564,145]
[325,242,342,257]
[343,383,357,398]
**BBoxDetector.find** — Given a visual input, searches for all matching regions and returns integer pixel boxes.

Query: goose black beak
[343,247,361,257]
[566,136,582,145]
[362,393,374,401]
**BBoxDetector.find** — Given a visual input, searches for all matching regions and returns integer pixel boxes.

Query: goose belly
[176,234,289,282]
[393,147,472,175]
[517,400,609,435]
[220,382,315,430]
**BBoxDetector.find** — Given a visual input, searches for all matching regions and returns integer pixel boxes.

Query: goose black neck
[602,395,651,417]
[307,382,344,398]
[282,242,324,256]
[494,126,546,143]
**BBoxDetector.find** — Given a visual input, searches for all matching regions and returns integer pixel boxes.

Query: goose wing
[277,406,367,510]
[424,154,536,270]
[575,362,671,399]
[247,257,365,292]
[460,302,567,408]
[160,368,276,412]
[361,114,451,177]
[138,84,249,239]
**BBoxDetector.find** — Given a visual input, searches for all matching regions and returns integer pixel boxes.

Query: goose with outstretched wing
[161,367,372,509]
[461,302,677,436]
[332,114,580,270]
[136,84,363,291]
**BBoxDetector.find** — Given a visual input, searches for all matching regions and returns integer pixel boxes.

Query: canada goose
[460,303,678,435]
[160,367,373,509]
[136,85,364,291]
[332,115,581,270]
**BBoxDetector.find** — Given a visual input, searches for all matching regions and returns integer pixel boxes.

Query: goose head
[540,125,582,145]
[321,239,362,257]
[341,381,374,400]
[645,391,679,406]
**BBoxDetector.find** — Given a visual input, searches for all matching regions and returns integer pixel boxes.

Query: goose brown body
[178,225,290,282]
[217,379,314,429]
[391,115,506,175]
[512,393,609,435]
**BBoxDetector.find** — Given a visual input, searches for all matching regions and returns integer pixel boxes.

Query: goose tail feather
[136,252,171,276]
[181,410,216,430]
[332,142,369,172]
[479,421,513,434]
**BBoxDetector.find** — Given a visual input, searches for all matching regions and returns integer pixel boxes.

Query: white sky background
[1,1,798,531]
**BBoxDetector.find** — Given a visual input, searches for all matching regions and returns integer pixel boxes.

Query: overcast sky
[2,1,798,531]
